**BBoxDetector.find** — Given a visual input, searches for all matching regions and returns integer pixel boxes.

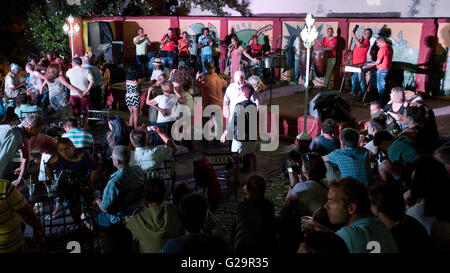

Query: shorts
[70,95,90,116]
[231,139,256,156]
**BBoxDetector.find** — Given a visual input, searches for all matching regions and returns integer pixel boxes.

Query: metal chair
[198,150,240,200]
[145,159,176,201]
[87,109,110,158]
[19,109,42,121]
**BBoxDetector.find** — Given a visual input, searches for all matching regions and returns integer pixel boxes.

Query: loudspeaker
[104,42,124,64]
[88,22,114,56]
[309,90,339,118]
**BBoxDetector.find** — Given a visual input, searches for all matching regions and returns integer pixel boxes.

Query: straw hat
[152,58,163,65]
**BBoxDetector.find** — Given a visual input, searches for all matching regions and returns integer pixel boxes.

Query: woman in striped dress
[125,64,141,128]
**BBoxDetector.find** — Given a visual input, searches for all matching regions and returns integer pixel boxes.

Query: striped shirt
[0,179,27,253]
[62,128,94,149]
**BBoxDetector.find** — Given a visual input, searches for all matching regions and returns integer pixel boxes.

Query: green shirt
[387,135,419,166]
[126,203,183,253]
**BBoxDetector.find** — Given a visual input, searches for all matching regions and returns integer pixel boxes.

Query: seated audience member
[46,137,99,220]
[1,108,20,125]
[0,179,45,253]
[150,58,169,82]
[285,152,328,218]
[364,114,387,154]
[405,156,450,252]
[126,178,183,253]
[221,83,258,173]
[399,105,439,155]
[172,182,225,237]
[323,128,372,187]
[14,93,41,122]
[434,145,450,178]
[302,177,399,253]
[93,145,146,227]
[102,223,135,254]
[373,130,418,185]
[309,118,340,156]
[369,100,401,135]
[369,183,433,253]
[147,80,184,142]
[146,74,166,124]
[1,113,44,184]
[384,87,408,128]
[297,231,349,253]
[129,127,177,171]
[62,118,94,154]
[106,115,131,157]
[161,193,230,254]
[231,174,277,254]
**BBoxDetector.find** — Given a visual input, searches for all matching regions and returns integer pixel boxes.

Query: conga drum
[313,49,327,77]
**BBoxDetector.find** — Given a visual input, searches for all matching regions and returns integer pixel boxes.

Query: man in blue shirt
[302,177,398,253]
[93,145,146,227]
[14,93,41,122]
[323,128,372,187]
[197,28,215,75]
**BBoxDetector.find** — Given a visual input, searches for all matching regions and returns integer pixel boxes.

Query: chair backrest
[87,109,109,121]
[145,159,176,201]
[20,109,42,121]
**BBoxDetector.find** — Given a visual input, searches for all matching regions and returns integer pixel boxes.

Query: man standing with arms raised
[351,28,372,96]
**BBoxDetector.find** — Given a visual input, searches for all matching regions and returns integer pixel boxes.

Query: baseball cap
[111,145,131,162]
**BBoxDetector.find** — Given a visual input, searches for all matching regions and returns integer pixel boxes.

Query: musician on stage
[177,31,192,72]
[133,28,151,78]
[351,28,372,96]
[160,28,178,70]
[245,35,267,78]
[198,28,215,75]
[366,36,393,105]
[314,27,337,89]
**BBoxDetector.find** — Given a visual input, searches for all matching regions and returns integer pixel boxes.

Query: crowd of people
[0,25,449,254]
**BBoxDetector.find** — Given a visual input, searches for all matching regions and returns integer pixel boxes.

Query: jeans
[35,92,49,115]
[201,54,214,75]
[377,69,391,104]
[136,55,148,78]
[351,71,367,95]
[178,56,191,71]
[161,56,174,70]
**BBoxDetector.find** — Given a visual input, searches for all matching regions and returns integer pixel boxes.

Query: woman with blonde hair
[384,87,408,128]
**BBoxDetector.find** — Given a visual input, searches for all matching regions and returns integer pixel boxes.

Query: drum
[249,58,261,67]
[313,49,327,77]
[262,57,272,69]
[270,55,281,67]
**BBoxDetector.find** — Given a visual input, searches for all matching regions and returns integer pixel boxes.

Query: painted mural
[228,20,273,49]
[348,22,422,90]
[435,22,450,96]
[281,21,339,80]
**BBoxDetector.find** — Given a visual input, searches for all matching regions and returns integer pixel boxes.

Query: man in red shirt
[160,28,178,70]
[367,36,393,105]
[351,28,372,96]
[316,27,338,89]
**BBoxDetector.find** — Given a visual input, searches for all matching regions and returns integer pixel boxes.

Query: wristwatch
[289,185,294,189]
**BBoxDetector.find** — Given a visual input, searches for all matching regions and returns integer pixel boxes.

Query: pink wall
[72,15,450,94]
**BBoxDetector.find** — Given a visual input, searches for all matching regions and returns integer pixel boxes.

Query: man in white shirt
[129,127,177,171]
[81,55,103,109]
[65,56,94,129]
[134,27,151,78]
[290,34,304,86]
[223,71,261,120]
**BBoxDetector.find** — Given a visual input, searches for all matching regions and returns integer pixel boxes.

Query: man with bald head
[223,71,261,120]
[82,55,103,109]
